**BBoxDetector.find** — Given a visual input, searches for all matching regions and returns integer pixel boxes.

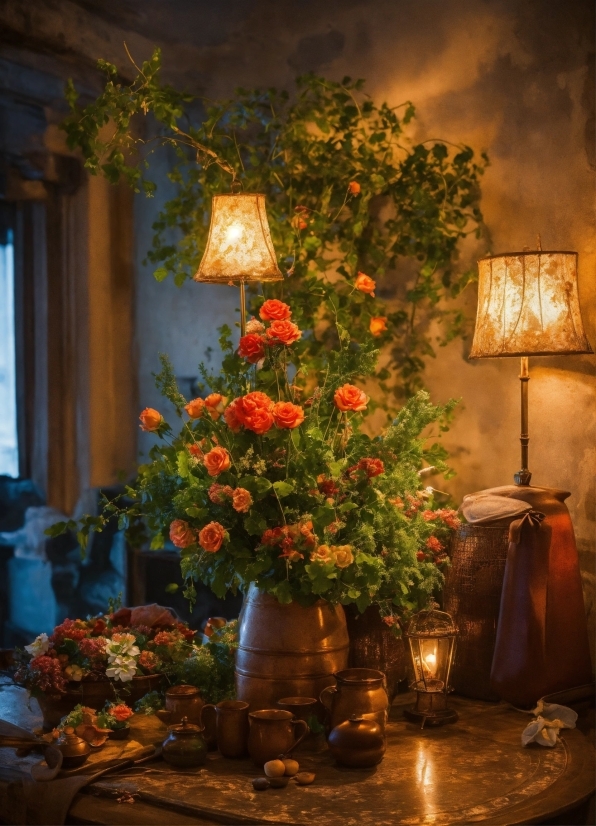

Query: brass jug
[157,684,204,725]
[320,668,389,732]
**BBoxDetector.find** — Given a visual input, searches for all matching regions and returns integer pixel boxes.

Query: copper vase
[235,586,350,710]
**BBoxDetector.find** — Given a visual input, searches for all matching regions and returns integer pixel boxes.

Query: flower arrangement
[54,299,459,624]
[14,605,197,697]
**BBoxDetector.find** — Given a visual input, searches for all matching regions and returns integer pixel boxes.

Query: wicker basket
[444,524,509,701]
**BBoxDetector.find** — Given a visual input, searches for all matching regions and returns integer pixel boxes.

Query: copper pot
[236,585,349,710]
[247,709,309,766]
[320,668,389,732]
[162,716,208,769]
[57,727,91,769]
[157,684,204,726]
[328,716,385,768]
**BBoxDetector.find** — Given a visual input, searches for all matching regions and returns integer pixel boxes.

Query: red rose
[266,319,302,346]
[259,299,292,321]
[272,401,305,429]
[238,333,266,364]
[199,522,226,553]
[334,384,369,412]
[169,519,196,549]
[235,391,274,435]
[110,704,133,722]
[224,399,243,433]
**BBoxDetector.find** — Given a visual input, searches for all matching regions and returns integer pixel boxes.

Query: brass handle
[319,685,336,711]
[286,719,309,753]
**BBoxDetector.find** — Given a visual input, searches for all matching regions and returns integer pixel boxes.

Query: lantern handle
[231,179,243,194]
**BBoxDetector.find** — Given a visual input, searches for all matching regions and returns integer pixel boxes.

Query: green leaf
[154,267,168,282]
[273,481,294,498]
[329,459,347,479]
[338,502,358,513]
[312,506,336,532]
[150,533,165,550]
[185,507,208,519]
[177,451,189,478]
[244,512,267,536]
[238,476,272,496]
[165,582,179,594]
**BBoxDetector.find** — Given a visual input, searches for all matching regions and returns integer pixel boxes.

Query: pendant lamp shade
[194,193,283,283]
[470,251,593,358]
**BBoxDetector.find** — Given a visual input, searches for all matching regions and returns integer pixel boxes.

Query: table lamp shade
[470,251,593,358]
[194,193,283,283]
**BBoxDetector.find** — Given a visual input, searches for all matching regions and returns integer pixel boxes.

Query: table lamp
[469,249,593,484]
[467,246,594,706]
[194,192,282,335]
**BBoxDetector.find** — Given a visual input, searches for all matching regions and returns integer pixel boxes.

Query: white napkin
[521,700,578,747]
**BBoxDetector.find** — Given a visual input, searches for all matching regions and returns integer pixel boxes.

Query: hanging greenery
[63,47,487,405]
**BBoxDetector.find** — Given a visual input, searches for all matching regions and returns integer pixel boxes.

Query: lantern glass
[406,607,457,695]
[194,193,283,283]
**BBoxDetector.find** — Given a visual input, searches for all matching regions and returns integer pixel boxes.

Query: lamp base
[514,469,532,486]
[403,689,458,729]
[403,705,458,729]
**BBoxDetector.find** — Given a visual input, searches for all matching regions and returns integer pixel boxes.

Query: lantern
[404,605,458,728]
[194,192,283,336]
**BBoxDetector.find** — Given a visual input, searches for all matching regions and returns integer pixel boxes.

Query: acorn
[264,759,286,777]
[269,776,289,788]
[252,777,270,791]
[282,758,300,776]
[295,772,315,786]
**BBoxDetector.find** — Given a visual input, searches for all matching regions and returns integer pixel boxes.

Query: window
[0,229,18,477]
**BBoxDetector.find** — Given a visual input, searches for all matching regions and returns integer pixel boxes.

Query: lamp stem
[239,280,247,338]
[514,356,532,486]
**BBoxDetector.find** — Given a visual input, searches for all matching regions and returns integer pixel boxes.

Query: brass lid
[168,716,204,735]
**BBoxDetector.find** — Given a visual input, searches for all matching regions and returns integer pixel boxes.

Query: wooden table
[0,683,594,825]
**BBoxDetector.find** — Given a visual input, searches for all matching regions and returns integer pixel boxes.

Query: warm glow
[420,641,438,678]
[470,251,592,358]
[195,193,283,284]
[225,222,244,244]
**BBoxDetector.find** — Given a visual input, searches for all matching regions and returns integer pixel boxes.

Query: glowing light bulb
[425,652,437,675]
[225,223,244,243]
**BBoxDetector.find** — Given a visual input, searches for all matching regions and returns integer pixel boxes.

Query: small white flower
[25,633,50,657]
[105,633,140,658]
[106,656,137,682]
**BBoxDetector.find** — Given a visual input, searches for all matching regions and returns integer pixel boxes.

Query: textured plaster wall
[134,0,595,558]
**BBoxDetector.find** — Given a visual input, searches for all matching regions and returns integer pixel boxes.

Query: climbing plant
[63,48,488,408]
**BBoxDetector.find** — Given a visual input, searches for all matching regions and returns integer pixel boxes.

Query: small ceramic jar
[57,727,91,769]
[162,716,208,768]
[327,715,386,768]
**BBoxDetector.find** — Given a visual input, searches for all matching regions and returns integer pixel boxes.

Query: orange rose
[236,391,274,435]
[272,401,305,429]
[169,519,196,549]
[348,181,361,195]
[204,393,226,420]
[184,398,205,419]
[334,384,369,412]
[110,704,133,722]
[332,545,354,568]
[369,316,388,337]
[224,398,243,433]
[199,521,226,553]
[259,299,292,321]
[310,544,334,563]
[187,443,204,459]
[139,408,162,432]
[238,333,266,364]
[266,319,302,346]
[232,487,253,513]
[355,272,376,296]
[203,446,231,477]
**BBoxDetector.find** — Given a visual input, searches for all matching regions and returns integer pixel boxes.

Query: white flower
[105,633,140,659]
[106,655,137,682]
[25,633,50,657]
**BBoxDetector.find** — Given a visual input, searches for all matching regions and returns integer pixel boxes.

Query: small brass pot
[162,716,208,769]
[57,728,91,769]
[157,684,204,726]
[328,716,385,768]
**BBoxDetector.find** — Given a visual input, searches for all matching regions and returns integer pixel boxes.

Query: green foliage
[62,48,487,397]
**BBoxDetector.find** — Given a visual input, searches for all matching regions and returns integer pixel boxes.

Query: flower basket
[36,673,164,730]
